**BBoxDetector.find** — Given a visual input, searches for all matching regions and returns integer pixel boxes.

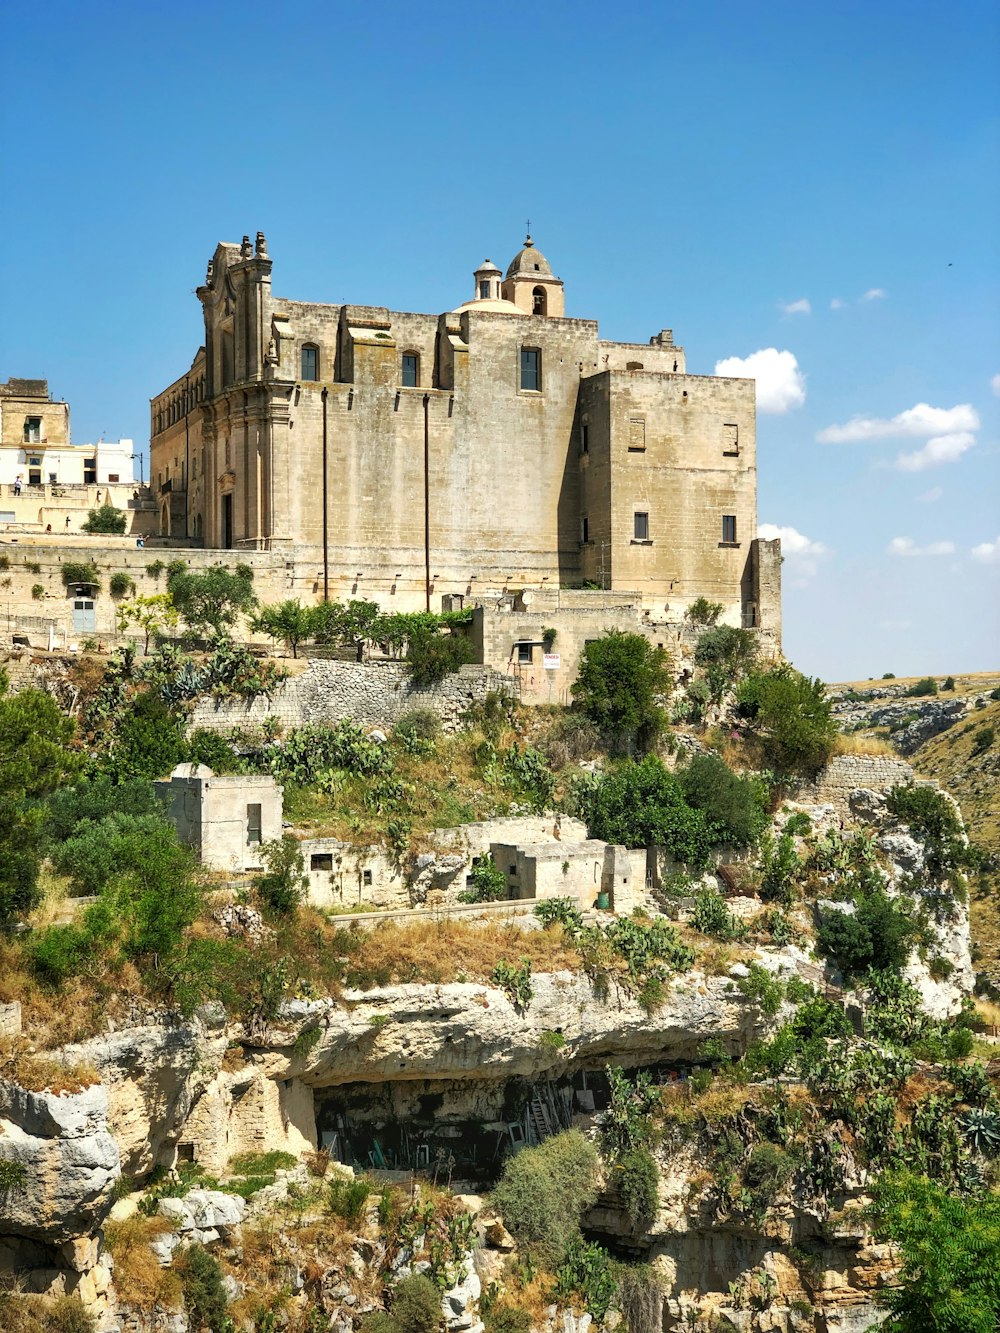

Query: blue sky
[1,0,997,681]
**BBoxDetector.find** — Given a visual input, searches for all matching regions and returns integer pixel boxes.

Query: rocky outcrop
[0,1079,120,1244]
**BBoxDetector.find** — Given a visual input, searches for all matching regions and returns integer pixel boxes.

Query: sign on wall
[543,653,560,670]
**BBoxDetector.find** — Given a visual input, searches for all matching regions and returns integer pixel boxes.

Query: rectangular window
[310,853,333,871]
[722,423,739,455]
[581,515,590,544]
[722,514,738,544]
[108,473,119,483]
[300,346,319,381]
[247,803,262,844]
[479,281,490,299]
[580,423,589,454]
[633,511,649,541]
[401,354,419,387]
[520,347,541,392]
[84,461,97,484]
[628,418,646,452]
[23,417,41,443]
[48,472,57,484]
[28,468,41,485]
[363,869,373,886]
[517,642,533,664]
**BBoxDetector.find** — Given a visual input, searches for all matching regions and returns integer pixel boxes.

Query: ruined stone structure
[154,763,283,872]
[150,231,781,635]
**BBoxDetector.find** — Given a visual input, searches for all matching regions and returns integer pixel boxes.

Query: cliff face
[0,756,978,1332]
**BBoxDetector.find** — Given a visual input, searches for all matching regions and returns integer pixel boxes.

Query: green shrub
[0,1157,27,1191]
[102,690,187,783]
[458,857,508,903]
[180,1244,229,1333]
[617,1148,659,1229]
[168,564,256,633]
[146,560,165,579]
[942,676,955,691]
[52,811,182,896]
[736,963,785,1017]
[691,890,742,940]
[483,1307,532,1333]
[742,1142,794,1217]
[61,561,100,590]
[406,627,475,684]
[615,1266,665,1333]
[491,957,533,1009]
[737,667,837,777]
[491,1129,599,1263]
[571,630,671,753]
[887,783,971,880]
[327,1173,372,1222]
[31,584,45,600]
[971,726,995,757]
[677,754,768,848]
[534,897,585,937]
[783,810,812,837]
[185,729,246,774]
[391,1275,442,1333]
[692,625,758,700]
[394,708,441,747]
[250,599,319,658]
[81,504,127,535]
[758,831,800,906]
[817,891,917,980]
[255,836,307,914]
[684,597,723,626]
[556,1238,617,1321]
[45,776,163,845]
[108,573,133,599]
[905,677,938,697]
[600,1067,659,1158]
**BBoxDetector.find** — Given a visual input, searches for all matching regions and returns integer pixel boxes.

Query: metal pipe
[423,393,430,611]
[322,387,329,602]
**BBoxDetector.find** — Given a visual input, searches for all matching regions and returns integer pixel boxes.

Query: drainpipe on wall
[423,393,430,612]
[321,387,329,602]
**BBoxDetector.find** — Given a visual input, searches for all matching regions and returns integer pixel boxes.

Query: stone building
[150,232,780,633]
[1,378,135,489]
[154,763,283,872]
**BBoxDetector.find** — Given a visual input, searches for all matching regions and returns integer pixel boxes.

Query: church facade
[149,232,779,633]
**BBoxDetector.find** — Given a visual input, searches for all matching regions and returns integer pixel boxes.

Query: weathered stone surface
[0,1080,119,1243]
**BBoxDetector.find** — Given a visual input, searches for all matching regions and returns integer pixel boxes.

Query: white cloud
[818,402,980,444]
[917,485,943,503]
[895,431,976,472]
[830,297,845,310]
[861,288,887,301]
[758,523,829,585]
[714,348,806,414]
[778,298,811,316]
[991,373,1000,397]
[971,536,1000,565]
[887,537,956,557]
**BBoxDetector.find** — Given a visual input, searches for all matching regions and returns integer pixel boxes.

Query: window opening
[722,423,739,455]
[580,423,589,454]
[532,287,547,316]
[479,281,490,299]
[628,418,646,452]
[520,347,540,392]
[247,803,263,844]
[401,354,419,388]
[363,869,373,886]
[722,514,737,544]
[311,853,334,871]
[517,643,533,665]
[23,417,41,443]
[581,515,589,544]
[301,345,319,381]
[633,512,649,542]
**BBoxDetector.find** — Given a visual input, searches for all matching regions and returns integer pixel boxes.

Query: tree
[405,625,475,683]
[677,753,768,848]
[737,666,837,777]
[250,600,319,658]
[571,631,671,753]
[116,593,179,652]
[81,503,127,535]
[102,690,187,783]
[867,1172,1000,1333]
[312,598,383,660]
[255,836,308,913]
[0,689,80,927]
[816,890,916,979]
[580,755,712,867]
[693,625,758,702]
[167,565,257,634]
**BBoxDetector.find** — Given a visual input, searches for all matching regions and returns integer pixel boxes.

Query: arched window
[401,353,419,388]
[626,360,644,371]
[301,344,319,381]
[532,286,547,316]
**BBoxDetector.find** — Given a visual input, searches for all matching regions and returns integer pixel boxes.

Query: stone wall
[803,753,917,813]
[188,658,516,734]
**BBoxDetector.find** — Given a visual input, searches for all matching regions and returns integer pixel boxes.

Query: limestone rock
[0,1079,120,1243]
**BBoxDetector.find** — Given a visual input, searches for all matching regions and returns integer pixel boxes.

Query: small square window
[301,345,319,381]
[517,643,533,665]
[520,347,541,392]
[401,354,418,387]
[722,514,737,544]
[633,512,649,542]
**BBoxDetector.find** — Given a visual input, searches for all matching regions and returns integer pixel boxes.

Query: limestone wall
[803,753,917,814]
[188,658,516,734]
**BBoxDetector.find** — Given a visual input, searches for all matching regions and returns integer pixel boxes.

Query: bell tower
[501,234,565,317]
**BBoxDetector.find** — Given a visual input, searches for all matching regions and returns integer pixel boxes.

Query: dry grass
[346,917,580,988]
[0,1041,100,1094]
[104,1216,181,1310]
[972,997,1000,1028]
[833,733,896,757]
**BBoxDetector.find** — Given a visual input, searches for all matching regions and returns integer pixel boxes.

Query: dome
[474,258,502,275]
[505,233,553,279]
[453,296,528,317]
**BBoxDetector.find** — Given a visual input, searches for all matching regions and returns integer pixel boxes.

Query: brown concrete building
[149,231,779,635]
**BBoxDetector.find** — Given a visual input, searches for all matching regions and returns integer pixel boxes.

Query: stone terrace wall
[802,753,916,813]
[188,659,517,735]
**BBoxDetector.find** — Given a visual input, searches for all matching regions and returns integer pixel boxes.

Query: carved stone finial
[240,234,253,259]
[256,231,269,259]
